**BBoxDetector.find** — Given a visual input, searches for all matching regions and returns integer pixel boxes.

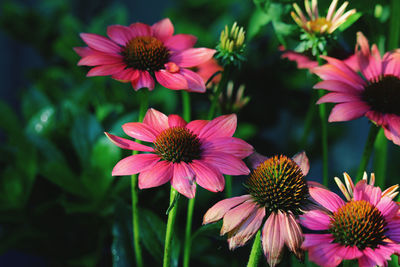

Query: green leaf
[338,12,362,32]
[26,106,56,136]
[0,100,21,139]
[247,8,271,40]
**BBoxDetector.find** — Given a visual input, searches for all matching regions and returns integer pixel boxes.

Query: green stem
[208,67,231,120]
[246,231,262,267]
[225,175,232,198]
[299,89,318,149]
[131,89,149,267]
[182,91,191,122]
[373,129,388,188]
[388,0,400,50]
[163,187,179,267]
[355,124,380,181]
[183,197,195,267]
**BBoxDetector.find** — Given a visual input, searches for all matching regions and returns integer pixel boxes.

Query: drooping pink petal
[262,211,285,267]
[313,80,361,94]
[107,25,135,46]
[152,18,174,41]
[316,92,362,104]
[79,33,121,53]
[105,132,154,152]
[307,243,343,267]
[302,234,334,248]
[221,200,258,235]
[122,122,158,142]
[112,68,140,82]
[386,219,400,242]
[142,108,169,134]
[171,162,196,198]
[281,50,318,70]
[198,114,236,140]
[180,69,206,93]
[154,69,188,90]
[299,210,331,230]
[201,137,254,158]
[292,151,310,176]
[170,48,216,68]
[129,22,152,37]
[132,71,155,91]
[383,52,400,77]
[202,152,250,176]
[112,153,160,176]
[86,63,126,77]
[384,114,400,146]
[74,47,94,57]
[164,34,197,51]
[328,101,370,122]
[186,120,208,135]
[203,194,252,224]
[78,53,123,66]
[189,160,224,192]
[358,254,378,267]
[309,186,345,212]
[247,152,268,169]
[168,114,187,128]
[138,160,172,188]
[282,212,304,260]
[335,246,363,260]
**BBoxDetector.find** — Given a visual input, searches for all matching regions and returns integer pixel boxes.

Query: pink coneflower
[75,18,215,92]
[195,58,223,87]
[314,32,400,145]
[203,152,312,266]
[300,173,400,267]
[105,108,253,198]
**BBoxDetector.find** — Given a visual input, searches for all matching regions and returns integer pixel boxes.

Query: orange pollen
[307,17,331,33]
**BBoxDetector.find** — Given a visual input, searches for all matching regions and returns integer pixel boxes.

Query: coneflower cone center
[154,127,201,163]
[245,155,309,215]
[329,200,387,250]
[122,36,169,71]
[363,75,400,115]
[309,18,331,33]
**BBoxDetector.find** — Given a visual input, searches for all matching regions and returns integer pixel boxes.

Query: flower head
[203,152,311,266]
[194,58,223,87]
[300,173,400,267]
[75,18,216,92]
[314,32,400,145]
[105,108,253,198]
[215,22,246,67]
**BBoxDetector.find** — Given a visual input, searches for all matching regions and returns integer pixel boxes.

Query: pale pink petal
[328,101,370,122]
[129,22,152,37]
[86,63,126,77]
[168,114,187,128]
[203,194,253,224]
[262,211,285,267]
[112,153,160,176]
[112,68,140,82]
[326,0,338,20]
[247,152,268,169]
[107,25,135,46]
[142,108,169,134]
[122,122,158,142]
[138,160,172,188]
[171,162,196,198]
[180,69,206,93]
[282,212,304,260]
[292,151,310,176]
[105,132,154,152]
[199,114,236,140]
[309,186,345,212]
[221,200,258,235]
[335,246,363,260]
[152,18,174,41]
[132,71,155,91]
[313,80,361,94]
[170,48,216,68]
[164,34,197,51]
[155,70,188,90]
[186,120,208,135]
[79,33,121,53]
[316,92,362,104]
[202,152,250,175]
[299,210,331,230]
[78,53,123,66]
[189,160,224,192]
[353,181,382,206]
[302,234,334,248]
[74,47,94,57]
[201,137,253,158]
[307,243,343,267]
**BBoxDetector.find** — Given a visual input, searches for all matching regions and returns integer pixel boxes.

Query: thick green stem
[247,231,262,267]
[388,0,400,50]
[225,175,232,198]
[356,124,380,181]
[131,89,149,267]
[183,197,195,267]
[208,67,231,120]
[299,88,318,149]
[182,91,191,122]
[163,187,179,267]
[373,129,388,188]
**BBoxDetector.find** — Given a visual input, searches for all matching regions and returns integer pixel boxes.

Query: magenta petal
[353,181,382,206]
[168,114,187,128]
[376,196,398,218]
[79,33,121,53]
[142,108,169,134]
[107,25,135,46]
[155,70,188,90]
[320,55,366,86]
[282,212,304,260]
[74,47,94,57]
[180,69,206,93]
[335,246,363,260]
[152,18,174,41]
[316,92,362,104]
[190,160,224,192]
[201,137,253,158]
[314,80,361,94]
[112,68,139,82]
[313,64,365,90]
[87,63,126,77]
[78,53,123,66]
[112,153,159,176]
[105,132,154,152]
[170,48,216,68]
[302,234,334,248]
[203,194,252,224]
[164,34,197,51]
[138,161,172,189]
[383,52,400,77]
[328,102,370,122]
[129,22,152,37]
[202,152,250,175]
[299,210,331,230]
[122,122,158,142]
[221,200,258,235]
[171,162,196,198]
[132,71,155,91]
[281,50,318,70]
[292,151,310,176]
[307,243,343,267]
[199,114,237,140]
[262,211,285,267]
[309,186,345,212]
[186,120,208,135]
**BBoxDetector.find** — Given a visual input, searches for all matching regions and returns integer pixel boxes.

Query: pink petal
[202,152,250,175]
[138,160,172,189]
[154,70,188,90]
[247,152,268,169]
[180,69,206,93]
[78,53,123,66]
[170,48,216,68]
[386,219,400,242]
[107,25,135,46]
[168,114,187,128]
[299,210,331,230]
[152,18,174,41]
[79,33,121,53]
[129,22,152,37]
[189,160,224,192]
[302,234,334,248]
[313,80,362,94]
[186,120,208,135]
[221,200,258,235]
[164,34,197,51]
[262,211,285,267]
[132,71,155,91]
[86,63,126,77]
[384,114,400,145]
[313,64,365,90]
[292,151,310,176]
[335,246,363,260]
[112,153,160,176]
[201,137,254,158]
[307,243,343,267]
[316,92,362,104]
[375,196,399,219]
[104,132,154,152]
[353,181,382,206]
[328,101,370,122]
[112,68,140,82]
[320,55,366,86]
[281,50,318,70]
[309,186,345,212]
[383,52,400,76]
[74,47,94,57]
[199,114,237,140]
[203,194,252,224]
[122,122,158,142]
[142,108,169,134]
[282,212,304,260]
[171,162,196,198]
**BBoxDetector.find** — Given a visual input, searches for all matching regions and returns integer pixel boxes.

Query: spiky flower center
[245,155,309,214]
[363,75,400,115]
[308,18,331,33]
[329,200,387,250]
[122,36,170,71]
[153,127,202,163]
